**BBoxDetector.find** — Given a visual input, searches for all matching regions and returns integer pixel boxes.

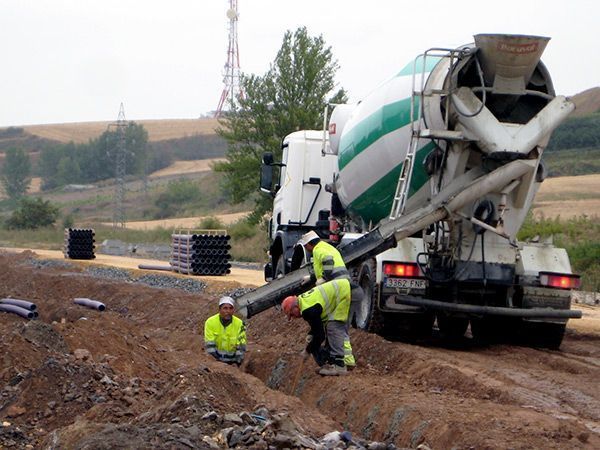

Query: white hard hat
[298,230,320,247]
[218,296,235,307]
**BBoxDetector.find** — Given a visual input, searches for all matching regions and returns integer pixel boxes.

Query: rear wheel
[470,317,502,343]
[351,259,385,334]
[437,313,469,339]
[522,322,566,349]
[387,312,434,340]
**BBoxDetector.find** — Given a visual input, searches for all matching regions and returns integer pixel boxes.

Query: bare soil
[0,250,599,449]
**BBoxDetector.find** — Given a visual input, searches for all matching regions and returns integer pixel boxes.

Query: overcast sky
[0,0,597,127]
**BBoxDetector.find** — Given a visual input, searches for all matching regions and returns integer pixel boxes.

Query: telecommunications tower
[215,0,242,117]
[109,103,128,228]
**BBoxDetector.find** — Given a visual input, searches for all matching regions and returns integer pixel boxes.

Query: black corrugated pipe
[0,304,34,319]
[1,298,37,311]
[74,298,106,311]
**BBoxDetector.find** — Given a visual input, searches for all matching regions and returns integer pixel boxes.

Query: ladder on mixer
[389,48,467,220]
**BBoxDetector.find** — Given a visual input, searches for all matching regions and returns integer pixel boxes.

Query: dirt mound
[0,251,598,449]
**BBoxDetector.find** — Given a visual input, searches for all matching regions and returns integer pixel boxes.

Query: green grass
[543,147,600,177]
[518,214,600,291]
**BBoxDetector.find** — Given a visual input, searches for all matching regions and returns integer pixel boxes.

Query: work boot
[318,364,347,376]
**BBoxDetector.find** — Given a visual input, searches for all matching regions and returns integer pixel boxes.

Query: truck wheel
[275,256,286,279]
[470,317,505,344]
[387,312,434,340]
[351,259,384,334]
[437,313,469,339]
[523,322,566,349]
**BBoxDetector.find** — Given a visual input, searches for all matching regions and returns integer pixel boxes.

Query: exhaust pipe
[74,298,106,311]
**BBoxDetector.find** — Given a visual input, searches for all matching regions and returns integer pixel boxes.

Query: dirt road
[0,250,598,449]
[0,247,266,287]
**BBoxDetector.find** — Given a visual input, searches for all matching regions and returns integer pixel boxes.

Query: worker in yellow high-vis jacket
[203,296,246,366]
[282,278,351,376]
[298,231,357,369]
[298,230,350,284]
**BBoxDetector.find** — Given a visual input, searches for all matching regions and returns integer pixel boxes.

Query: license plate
[384,278,426,289]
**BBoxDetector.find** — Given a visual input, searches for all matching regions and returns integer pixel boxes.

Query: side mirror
[260,152,274,194]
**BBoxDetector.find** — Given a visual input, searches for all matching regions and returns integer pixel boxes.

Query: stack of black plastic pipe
[64,228,96,259]
[171,233,231,275]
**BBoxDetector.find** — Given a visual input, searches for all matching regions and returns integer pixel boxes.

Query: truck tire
[470,317,503,343]
[437,313,469,339]
[351,259,385,334]
[523,322,566,350]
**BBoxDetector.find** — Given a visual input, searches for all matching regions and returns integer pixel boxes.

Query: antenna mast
[215,0,242,117]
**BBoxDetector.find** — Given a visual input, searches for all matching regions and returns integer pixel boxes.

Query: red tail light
[539,272,581,290]
[383,262,421,278]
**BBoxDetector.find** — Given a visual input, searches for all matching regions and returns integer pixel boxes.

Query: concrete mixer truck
[237,33,582,348]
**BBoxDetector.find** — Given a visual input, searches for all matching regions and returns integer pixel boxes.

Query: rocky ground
[0,250,599,449]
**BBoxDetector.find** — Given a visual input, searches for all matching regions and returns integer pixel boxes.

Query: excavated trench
[245,308,600,449]
[0,251,599,449]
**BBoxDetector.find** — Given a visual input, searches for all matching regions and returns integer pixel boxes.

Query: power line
[108,103,127,229]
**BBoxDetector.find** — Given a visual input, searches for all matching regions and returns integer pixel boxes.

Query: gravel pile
[83,267,207,293]
[135,274,207,293]
[24,258,74,270]
[84,266,131,281]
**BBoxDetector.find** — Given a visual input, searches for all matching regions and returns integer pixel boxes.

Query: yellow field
[532,174,600,219]
[113,212,250,231]
[148,158,225,178]
[23,118,219,143]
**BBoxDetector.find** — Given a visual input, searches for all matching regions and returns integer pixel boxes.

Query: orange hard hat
[281,295,300,318]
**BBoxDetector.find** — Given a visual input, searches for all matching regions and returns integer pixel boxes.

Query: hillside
[571,87,600,117]
[22,118,220,143]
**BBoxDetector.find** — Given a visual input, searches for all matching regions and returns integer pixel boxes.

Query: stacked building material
[171,232,231,276]
[64,228,96,259]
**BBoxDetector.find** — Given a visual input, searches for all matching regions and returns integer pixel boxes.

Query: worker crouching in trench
[282,277,358,376]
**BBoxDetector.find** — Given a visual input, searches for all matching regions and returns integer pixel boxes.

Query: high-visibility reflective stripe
[343,339,355,366]
[330,267,350,279]
[317,285,332,320]
[322,256,334,268]
[319,280,341,321]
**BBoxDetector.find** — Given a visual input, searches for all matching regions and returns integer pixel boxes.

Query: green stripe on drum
[338,96,417,170]
[346,142,435,224]
[396,56,442,77]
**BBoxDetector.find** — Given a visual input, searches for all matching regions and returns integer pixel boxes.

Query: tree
[38,122,149,190]
[1,148,31,200]
[5,197,59,229]
[215,27,347,221]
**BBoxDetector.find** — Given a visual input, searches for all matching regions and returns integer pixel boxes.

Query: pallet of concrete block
[64,228,96,259]
[171,229,231,276]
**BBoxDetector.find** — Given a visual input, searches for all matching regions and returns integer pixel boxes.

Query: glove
[315,277,325,286]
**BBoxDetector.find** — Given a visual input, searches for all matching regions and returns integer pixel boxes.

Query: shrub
[5,197,59,229]
[197,216,225,230]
